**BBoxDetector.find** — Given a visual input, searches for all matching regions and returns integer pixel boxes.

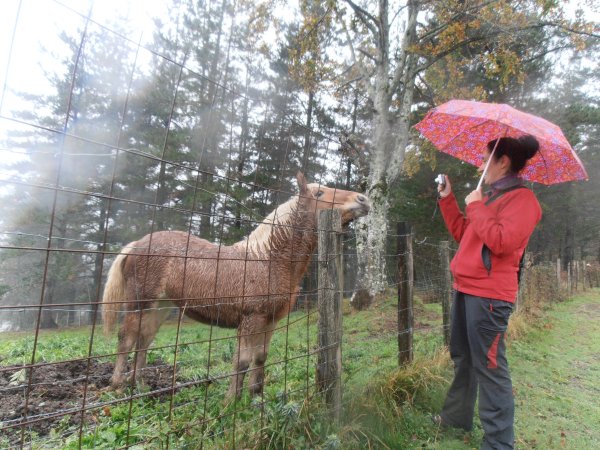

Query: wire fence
[0,209,456,450]
[0,3,446,447]
[2,2,599,448]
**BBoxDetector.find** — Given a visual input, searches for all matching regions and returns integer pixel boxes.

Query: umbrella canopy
[414,99,588,185]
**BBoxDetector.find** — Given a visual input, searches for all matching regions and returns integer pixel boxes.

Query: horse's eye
[316,191,324,198]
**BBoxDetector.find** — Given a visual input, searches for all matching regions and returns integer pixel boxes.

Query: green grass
[336,289,600,450]
[509,291,600,450]
[1,289,599,449]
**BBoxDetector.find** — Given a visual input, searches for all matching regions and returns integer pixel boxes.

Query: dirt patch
[0,359,179,446]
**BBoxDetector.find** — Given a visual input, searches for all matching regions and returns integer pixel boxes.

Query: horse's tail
[102,244,135,336]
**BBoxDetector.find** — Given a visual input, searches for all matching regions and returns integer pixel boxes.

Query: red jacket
[439,187,542,302]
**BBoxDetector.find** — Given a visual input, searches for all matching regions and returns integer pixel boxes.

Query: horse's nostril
[357,195,366,203]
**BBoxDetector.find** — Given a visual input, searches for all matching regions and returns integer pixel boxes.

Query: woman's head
[486,135,539,174]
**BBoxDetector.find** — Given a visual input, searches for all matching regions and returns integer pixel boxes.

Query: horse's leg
[131,305,166,384]
[111,311,140,388]
[226,317,254,399]
[248,319,276,397]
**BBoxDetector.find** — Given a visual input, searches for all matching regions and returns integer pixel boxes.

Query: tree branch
[415,73,436,107]
[358,47,378,63]
[417,0,499,42]
[523,44,573,64]
[536,21,600,40]
[390,0,419,94]
[335,4,375,99]
[339,132,369,172]
[335,6,358,65]
[343,0,379,37]
[413,33,497,77]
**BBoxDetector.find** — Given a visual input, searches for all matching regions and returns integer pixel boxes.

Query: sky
[0,0,171,170]
[0,0,167,110]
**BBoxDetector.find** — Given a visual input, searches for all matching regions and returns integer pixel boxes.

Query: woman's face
[478,148,509,185]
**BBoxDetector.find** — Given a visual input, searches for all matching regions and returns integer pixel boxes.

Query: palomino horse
[102,173,370,398]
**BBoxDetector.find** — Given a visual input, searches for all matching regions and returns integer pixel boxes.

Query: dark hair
[487,135,539,174]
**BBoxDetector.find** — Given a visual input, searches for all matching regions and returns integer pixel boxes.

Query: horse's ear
[296,171,308,195]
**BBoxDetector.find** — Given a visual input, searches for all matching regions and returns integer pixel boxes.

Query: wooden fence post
[316,209,343,422]
[517,252,531,312]
[567,262,572,296]
[556,258,561,289]
[439,241,451,347]
[397,222,414,366]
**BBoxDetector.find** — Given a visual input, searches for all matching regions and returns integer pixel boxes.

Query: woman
[434,135,542,450]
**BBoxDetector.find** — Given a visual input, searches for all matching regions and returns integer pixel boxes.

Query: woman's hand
[438,175,452,198]
[465,188,483,205]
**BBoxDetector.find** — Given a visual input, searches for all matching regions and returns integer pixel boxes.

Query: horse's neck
[234,197,318,282]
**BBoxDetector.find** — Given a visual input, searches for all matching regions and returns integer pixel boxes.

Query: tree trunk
[346,90,359,189]
[40,278,59,329]
[91,205,107,325]
[200,171,214,239]
[351,1,418,305]
[302,90,314,169]
[235,71,251,231]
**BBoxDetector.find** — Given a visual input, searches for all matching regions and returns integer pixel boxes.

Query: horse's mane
[233,195,301,254]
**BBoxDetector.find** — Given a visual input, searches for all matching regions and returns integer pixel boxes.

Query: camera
[435,173,446,186]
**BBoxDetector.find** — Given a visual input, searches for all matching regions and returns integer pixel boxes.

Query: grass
[1,289,599,449]
[509,290,600,449]
[336,289,600,450]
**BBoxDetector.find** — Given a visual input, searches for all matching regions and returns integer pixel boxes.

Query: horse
[101,173,370,398]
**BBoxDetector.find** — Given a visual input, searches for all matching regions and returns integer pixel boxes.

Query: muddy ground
[0,359,178,446]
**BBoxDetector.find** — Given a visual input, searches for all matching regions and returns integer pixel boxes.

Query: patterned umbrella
[414,99,588,185]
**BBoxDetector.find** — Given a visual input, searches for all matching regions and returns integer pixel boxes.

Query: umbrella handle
[476,132,504,191]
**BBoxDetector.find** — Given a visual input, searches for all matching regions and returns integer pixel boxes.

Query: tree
[527,48,600,266]
[0,20,143,329]
[320,0,596,305]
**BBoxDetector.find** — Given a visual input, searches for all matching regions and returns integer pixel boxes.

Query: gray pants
[440,292,514,450]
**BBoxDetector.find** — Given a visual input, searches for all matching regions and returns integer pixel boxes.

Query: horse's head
[296,172,370,225]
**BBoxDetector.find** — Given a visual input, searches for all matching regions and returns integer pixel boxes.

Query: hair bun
[519,135,539,160]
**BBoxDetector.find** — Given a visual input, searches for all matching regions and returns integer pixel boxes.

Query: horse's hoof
[110,378,125,390]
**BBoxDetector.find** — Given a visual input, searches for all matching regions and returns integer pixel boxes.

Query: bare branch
[390,1,419,94]
[415,73,436,106]
[358,47,378,63]
[335,6,358,65]
[343,0,379,37]
[335,73,365,91]
[335,4,374,99]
